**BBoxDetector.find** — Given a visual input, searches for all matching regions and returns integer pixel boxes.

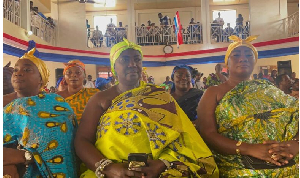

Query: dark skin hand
[3,165,19,178]
[129,160,166,178]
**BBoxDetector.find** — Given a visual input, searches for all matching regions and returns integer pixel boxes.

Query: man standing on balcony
[215,12,224,28]
[158,13,171,26]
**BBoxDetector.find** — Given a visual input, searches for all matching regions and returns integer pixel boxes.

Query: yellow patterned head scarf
[110,38,143,76]
[225,35,258,65]
[20,48,50,90]
[63,60,85,75]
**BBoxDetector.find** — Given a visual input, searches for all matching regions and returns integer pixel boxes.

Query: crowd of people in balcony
[87,19,127,48]
[211,13,250,42]
[29,1,55,43]
[3,36,299,177]
[136,13,202,46]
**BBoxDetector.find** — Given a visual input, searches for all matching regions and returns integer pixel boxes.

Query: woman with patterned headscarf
[56,60,99,124]
[197,35,299,177]
[75,38,219,178]
[3,48,77,178]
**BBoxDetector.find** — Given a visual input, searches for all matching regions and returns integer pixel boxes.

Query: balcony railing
[211,22,250,43]
[286,11,299,37]
[135,24,202,46]
[30,11,56,45]
[3,0,21,26]
[87,27,127,48]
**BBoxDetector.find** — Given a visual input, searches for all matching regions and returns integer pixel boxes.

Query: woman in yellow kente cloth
[57,60,99,124]
[197,35,299,177]
[75,38,219,178]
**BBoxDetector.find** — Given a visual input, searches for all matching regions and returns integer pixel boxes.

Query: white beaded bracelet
[95,159,113,178]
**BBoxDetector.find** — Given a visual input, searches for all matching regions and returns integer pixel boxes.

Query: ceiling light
[26,30,33,36]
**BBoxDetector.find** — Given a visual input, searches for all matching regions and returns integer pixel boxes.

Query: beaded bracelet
[95,159,113,178]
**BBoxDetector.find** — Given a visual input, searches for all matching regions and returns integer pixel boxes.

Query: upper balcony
[3,0,56,45]
[3,0,299,52]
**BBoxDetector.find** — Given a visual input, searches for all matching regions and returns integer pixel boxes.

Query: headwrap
[95,77,111,89]
[19,48,50,90]
[224,35,258,65]
[171,65,193,80]
[110,38,143,76]
[63,60,85,75]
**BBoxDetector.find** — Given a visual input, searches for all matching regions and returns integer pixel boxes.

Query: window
[213,10,236,29]
[94,15,117,33]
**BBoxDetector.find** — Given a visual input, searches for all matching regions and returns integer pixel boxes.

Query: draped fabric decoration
[3,33,299,67]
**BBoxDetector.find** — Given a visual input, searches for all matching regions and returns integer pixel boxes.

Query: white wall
[3,54,97,88]
[136,7,200,26]
[249,0,288,42]
[54,2,87,49]
[287,2,299,16]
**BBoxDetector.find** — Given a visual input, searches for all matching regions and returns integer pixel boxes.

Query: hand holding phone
[128,153,148,169]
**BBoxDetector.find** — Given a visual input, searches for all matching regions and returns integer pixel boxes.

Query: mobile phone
[128,153,148,168]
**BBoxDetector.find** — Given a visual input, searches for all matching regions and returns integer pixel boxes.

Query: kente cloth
[110,38,143,77]
[176,88,203,121]
[3,92,77,178]
[205,73,222,87]
[215,80,299,177]
[81,82,219,178]
[19,48,50,90]
[224,35,258,66]
[65,88,99,124]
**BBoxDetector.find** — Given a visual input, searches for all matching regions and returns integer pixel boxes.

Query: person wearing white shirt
[84,75,95,88]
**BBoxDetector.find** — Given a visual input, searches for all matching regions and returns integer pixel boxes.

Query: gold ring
[266,161,270,164]
[271,154,276,160]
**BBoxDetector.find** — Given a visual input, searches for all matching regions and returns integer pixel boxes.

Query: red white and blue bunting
[3,33,299,67]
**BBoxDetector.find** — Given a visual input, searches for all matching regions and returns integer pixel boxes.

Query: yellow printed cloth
[81,81,219,177]
[215,80,299,177]
[65,88,99,124]
[3,92,77,178]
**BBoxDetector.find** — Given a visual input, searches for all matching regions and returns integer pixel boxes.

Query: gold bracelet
[236,141,242,156]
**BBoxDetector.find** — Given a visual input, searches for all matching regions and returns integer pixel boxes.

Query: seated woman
[75,38,219,178]
[170,65,203,124]
[197,35,299,177]
[56,60,99,124]
[3,48,77,178]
